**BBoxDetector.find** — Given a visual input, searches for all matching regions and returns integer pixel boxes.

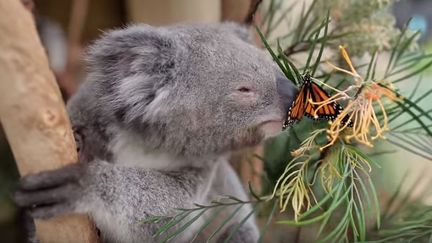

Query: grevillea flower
[273,46,401,220]
[317,46,400,149]
[291,129,327,157]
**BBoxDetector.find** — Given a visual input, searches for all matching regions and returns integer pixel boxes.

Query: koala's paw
[13,163,84,219]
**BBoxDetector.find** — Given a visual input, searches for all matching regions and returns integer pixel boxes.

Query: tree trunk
[221,0,250,23]
[0,0,98,242]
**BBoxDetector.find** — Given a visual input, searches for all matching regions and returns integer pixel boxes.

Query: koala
[14,23,296,242]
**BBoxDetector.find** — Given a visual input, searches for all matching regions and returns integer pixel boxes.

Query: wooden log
[0,0,98,242]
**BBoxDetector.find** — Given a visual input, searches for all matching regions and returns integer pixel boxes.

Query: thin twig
[283,42,311,56]
[244,0,263,25]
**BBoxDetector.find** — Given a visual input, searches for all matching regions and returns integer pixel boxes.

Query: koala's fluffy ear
[86,25,177,124]
[87,25,176,79]
[220,22,253,44]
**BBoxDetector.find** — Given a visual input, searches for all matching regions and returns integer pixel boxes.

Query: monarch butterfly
[283,73,348,128]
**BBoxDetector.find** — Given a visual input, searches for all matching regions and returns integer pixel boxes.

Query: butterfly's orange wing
[283,76,352,129]
[307,82,353,126]
[283,84,307,128]
[304,82,340,120]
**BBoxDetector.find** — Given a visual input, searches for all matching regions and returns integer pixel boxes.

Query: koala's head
[77,23,296,158]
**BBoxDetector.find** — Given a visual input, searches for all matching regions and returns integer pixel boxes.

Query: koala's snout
[276,74,297,111]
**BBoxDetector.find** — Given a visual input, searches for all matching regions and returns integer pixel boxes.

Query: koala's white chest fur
[109,129,201,170]
[109,130,176,170]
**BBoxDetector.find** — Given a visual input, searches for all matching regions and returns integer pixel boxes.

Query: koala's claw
[13,163,84,219]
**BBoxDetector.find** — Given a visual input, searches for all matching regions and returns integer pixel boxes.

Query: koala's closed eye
[236,86,252,93]
[230,85,259,105]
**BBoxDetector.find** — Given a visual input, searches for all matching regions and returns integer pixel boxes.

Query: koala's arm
[14,160,209,242]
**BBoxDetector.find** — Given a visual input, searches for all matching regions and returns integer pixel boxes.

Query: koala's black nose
[276,73,298,111]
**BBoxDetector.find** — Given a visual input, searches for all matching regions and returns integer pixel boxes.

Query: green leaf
[153,211,189,237]
[223,205,259,243]
[162,209,207,243]
[305,30,320,71]
[311,12,330,76]
[258,200,278,243]
[394,99,432,136]
[365,49,378,81]
[393,59,432,84]
[385,18,412,76]
[277,41,303,85]
[207,205,244,242]
[263,0,281,36]
[248,181,262,201]
[394,31,421,65]
[387,138,432,160]
[256,26,294,84]
[295,0,318,42]
[277,40,299,84]
[265,1,297,37]
[382,171,410,220]
[190,207,225,242]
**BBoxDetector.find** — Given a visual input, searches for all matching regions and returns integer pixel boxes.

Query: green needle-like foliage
[258,0,431,241]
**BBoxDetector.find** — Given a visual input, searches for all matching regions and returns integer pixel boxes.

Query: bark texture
[0,0,98,242]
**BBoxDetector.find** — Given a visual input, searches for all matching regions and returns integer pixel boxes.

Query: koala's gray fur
[14,23,296,242]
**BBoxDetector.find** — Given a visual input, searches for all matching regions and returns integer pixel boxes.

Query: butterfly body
[283,74,345,129]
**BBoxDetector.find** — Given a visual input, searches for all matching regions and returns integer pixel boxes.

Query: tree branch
[0,0,98,242]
